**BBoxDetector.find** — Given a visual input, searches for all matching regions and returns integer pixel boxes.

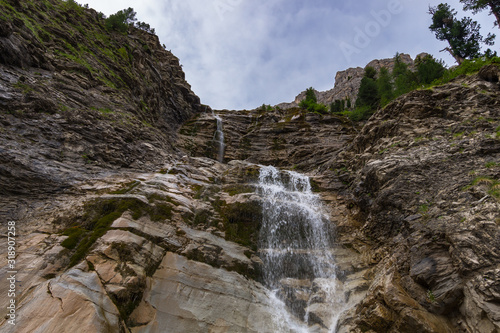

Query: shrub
[105,7,137,33]
[65,0,82,12]
[416,54,446,84]
[343,106,373,122]
[330,99,345,113]
[299,87,328,114]
[436,56,500,84]
[136,21,155,34]
[260,104,274,112]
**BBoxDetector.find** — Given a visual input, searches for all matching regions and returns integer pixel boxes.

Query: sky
[81,0,499,110]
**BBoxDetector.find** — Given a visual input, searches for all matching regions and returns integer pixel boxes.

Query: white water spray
[212,112,225,162]
[258,165,344,332]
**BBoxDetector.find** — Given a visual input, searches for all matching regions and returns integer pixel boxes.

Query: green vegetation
[224,184,255,196]
[344,53,499,122]
[429,3,495,64]
[0,1,163,97]
[377,67,394,106]
[105,7,137,33]
[61,227,86,249]
[434,56,500,84]
[260,104,274,112]
[356,67,379,109]
[459,0,500,28]
[419,204,430,214]
[463,175,500,201]
[135,21,156,34]
[416,54,446,84]
[330,98,350,113]
[342,54,443,121]
[299,87,328,113]
[471,176,500,199]
[65,0,83,12]
[62,197,174,267]
[218,201,262,250]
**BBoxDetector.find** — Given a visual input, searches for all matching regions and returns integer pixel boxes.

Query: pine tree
[304,87,317,103]
[376,67,393,106]
[415,54,446,84]
[105,8,137,33]
[299,88,327,113]
[429,3,494,64]
[460,0,500,29]
[392,54,417,96]
[356,67,379,109]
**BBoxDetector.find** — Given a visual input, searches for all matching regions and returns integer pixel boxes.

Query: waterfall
[212,112,225,162]
[258,165,344,332]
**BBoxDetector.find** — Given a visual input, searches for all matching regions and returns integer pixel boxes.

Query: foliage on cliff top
[299,87,328,114]
[344,54,499,122]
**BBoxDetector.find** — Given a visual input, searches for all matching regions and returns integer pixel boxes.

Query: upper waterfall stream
[258,166,345,332]
[212,112,225,162]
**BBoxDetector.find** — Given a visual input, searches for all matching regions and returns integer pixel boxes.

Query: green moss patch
[218,201,262,250]
[62,197,174,267]
[111,180,140,194]
[223,184,255,196]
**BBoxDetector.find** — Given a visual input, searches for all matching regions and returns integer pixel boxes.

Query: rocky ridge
[333,66,500,332]
[0,0,201,200]
[278,53,415,109]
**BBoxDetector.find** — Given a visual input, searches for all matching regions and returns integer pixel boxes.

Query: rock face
[278,53,414,109]
[178,107,355,172]
[0,0,201,199]
[131,252,277,333]
[1,1,500,332]
[334,69,500,332]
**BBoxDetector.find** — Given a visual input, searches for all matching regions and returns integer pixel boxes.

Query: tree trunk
[487,1,500,28]
[440,47,464,65]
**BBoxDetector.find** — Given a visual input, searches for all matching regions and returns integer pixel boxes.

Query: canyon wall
[1,1,499,332]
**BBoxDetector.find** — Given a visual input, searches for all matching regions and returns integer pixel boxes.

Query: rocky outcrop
[0,0,201,199]
[333,69,500,332]
[178,107,356,172]
[131,252,277,333]
[278,53,415,109]
[0,149,366,332]
[178,67,500,332]
[5,67,499,332]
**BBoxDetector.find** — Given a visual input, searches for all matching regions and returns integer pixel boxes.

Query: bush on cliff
[299,87,328,114]
[105,7,137,33]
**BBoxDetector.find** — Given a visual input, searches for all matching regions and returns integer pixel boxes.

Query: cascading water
[212,112,225,162]
[258,165,344,332]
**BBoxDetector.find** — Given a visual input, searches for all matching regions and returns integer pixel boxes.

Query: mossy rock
[223,184,255,196]
[218,200,262,250]
[61,197,174,267]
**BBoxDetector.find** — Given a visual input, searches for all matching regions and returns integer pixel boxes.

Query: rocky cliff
[0,0,201,200]
[1,1,500,332]
[278,53,415,109]
[178,67,500,332]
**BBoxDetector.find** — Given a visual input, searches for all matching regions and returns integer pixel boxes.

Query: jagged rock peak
[278,53,418,109]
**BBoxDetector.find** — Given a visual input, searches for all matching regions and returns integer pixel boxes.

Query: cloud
[82,0,499,110]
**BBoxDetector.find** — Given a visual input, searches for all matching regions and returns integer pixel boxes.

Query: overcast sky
[81,0,498,110]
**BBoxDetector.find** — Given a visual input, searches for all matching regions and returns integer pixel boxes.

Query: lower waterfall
[258,165,344,332]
